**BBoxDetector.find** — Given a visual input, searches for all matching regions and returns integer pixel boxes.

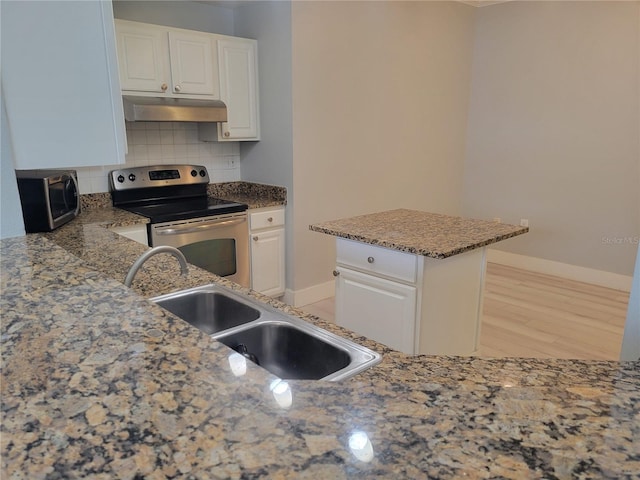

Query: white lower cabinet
[334,238,486,356]
[335,266,417,353]
[249,207,285,297]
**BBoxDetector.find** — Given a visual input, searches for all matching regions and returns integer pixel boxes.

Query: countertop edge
[309,221,529,258]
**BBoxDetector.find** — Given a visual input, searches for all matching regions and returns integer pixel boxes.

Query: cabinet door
[168,32,218,97]
[115,21,168,93]
[250,228,285,297]
[1,1,126,169]
[217,38,260,140]
[335,267,417,354]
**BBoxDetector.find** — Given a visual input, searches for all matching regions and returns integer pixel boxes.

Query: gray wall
[1,90,26,239]
[233,2,295,290]
[290,1,476,292]
[112,1,234,35]
[462,1,640,276]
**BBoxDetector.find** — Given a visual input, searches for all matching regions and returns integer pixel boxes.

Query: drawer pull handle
[367,256,375,264]
[253,236,259,241]
[267,217,273,222]
[332,270,340,277]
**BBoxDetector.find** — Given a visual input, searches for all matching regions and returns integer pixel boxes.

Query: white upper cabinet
[217,37,260,141]
[115,20,219,99]
[1,1,126,169]
[115,22,167,93]
[115,20,259,141]
[168,32,218,97]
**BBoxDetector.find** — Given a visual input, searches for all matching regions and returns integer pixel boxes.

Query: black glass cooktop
[120,197,247,224]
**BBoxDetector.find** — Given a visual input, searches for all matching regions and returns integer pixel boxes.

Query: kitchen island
[310,209,528,355]
[1,203,638,479]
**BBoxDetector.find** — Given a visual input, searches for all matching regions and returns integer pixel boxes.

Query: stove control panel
[109,164,210,191]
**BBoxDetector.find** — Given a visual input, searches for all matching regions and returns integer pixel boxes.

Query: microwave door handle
[69,174,80,215]
[60,175,80,215]
[155,217,246,235]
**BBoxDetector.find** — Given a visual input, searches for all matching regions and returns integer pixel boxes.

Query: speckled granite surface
[310,209,528,258]
[80,181,286,212]
[80,192,112,211]
[2,207,639,478]
[207,181,287,209]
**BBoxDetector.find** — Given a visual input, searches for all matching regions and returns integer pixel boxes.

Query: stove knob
[190,169,198,177]
[117,175,125,183]
[199,169,206,177]
[128,174,136,182]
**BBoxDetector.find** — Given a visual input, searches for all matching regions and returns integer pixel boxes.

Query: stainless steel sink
[152,289,260,334]
[216,319,371,381]
[150,285,381,381]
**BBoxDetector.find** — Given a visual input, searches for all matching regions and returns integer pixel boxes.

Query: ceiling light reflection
[228,352,247,377]
[348,430,374,462]
[269,379,293,409]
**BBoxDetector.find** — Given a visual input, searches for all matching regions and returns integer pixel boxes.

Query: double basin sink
[151,285,381,381]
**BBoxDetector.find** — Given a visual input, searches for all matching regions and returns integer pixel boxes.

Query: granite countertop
[80,180,287,213]
[310,208,528,258]
[2,198,639,478]
[207,181,286,210]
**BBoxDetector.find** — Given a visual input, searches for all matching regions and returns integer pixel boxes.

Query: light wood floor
[300,263,630,360]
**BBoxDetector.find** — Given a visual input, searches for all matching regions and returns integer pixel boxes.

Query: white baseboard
[283,251,633,307]
[282,280,335,307]
[488,249,633,292]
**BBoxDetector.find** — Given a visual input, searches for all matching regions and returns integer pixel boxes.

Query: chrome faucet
[124,246,188,287]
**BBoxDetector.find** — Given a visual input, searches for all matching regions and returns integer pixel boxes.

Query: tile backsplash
[75,121,241,194]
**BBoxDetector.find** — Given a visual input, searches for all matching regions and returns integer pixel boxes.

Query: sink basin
[217,320,352,380]
[151,284,381,381]
[151,288,260,334]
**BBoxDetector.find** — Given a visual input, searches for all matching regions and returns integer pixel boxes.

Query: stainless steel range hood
[122,95,228,122]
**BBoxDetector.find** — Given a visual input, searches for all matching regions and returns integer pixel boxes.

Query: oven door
[150,212,249,288]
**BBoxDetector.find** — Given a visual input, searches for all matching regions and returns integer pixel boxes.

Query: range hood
[122,95,228,122]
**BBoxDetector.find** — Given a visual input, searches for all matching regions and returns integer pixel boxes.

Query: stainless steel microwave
[15,169,80,233]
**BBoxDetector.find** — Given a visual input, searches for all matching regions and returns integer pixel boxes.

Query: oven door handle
[155,217,246,235]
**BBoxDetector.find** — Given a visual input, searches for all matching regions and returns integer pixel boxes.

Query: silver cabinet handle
[253,236,259,241]
[332,270,340,277]
[367,257,375,263]
[174,84,182,92]
[161,83,168,92]
[223,131,231,138]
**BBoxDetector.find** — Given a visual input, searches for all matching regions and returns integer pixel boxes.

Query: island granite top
[310,208,528,258]
[1,206,638,479]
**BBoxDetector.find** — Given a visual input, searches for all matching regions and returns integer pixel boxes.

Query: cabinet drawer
[336,238,417,284]
[250,208,285,230]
